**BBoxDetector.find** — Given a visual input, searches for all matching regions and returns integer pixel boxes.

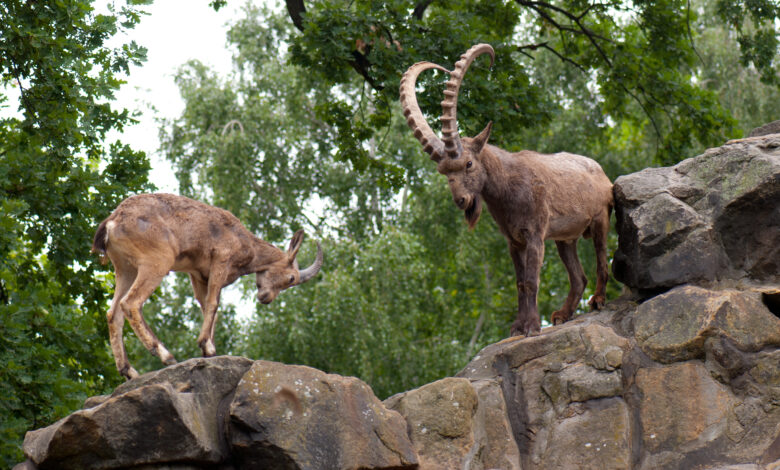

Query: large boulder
[456,312,635,470]
[451,289,780,470]
[384,377,521,470]
[228,360,417,470]
[19,291,780,470]
[21,357,415,470]
[23,356,253,470]
[613,133,780,293]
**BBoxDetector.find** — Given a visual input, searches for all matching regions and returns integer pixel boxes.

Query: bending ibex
[401,44,613,336]
[92,193,323,379]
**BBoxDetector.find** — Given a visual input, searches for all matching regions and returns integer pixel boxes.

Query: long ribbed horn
[297,241,323,284]
[440,44,495,159]
[400,61,450,162]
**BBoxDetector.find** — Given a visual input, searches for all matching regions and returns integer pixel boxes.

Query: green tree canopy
[283,0,776,168]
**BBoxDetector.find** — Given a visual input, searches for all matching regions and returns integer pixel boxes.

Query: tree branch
[686,0,704,65]
[517,42,588,74]
[413,0,434,20]
[286,0,306,32]
[514,0,613,66]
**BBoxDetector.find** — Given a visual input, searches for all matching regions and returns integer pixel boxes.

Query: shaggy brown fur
[92,193,323,379]
[401,44,613,336]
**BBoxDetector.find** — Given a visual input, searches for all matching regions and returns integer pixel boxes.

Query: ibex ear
[287,229,305,261]
[472,121,492,154]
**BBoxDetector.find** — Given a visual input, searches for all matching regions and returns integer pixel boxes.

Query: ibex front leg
[509,235,544,337]
[119,264,177,366]
[192,271,226,357]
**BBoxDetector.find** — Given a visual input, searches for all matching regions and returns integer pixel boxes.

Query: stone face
[613,133,780,292]
[385,378,479,470]
[749,119,780,137]
[458,315,632,470]
[540,398,631,470]
[386,376,522,470]
[228,360,417,470]
[636,362,732,454]
[23,357,253,470]
[633,286,780,363]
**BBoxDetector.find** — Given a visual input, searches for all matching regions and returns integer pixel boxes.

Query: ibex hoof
[201,339,216,357]
[510,319,541,338]
[550,311,571,325]
[156,345,177,365]
[120,365,140,380]
[588,295,606,311]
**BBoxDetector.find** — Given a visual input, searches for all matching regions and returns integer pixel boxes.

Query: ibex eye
[466,161,473,168]
[289,275,295,285]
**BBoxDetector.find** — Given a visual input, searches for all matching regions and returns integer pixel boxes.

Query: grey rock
[613,134,780,292]
[749,119,780,137]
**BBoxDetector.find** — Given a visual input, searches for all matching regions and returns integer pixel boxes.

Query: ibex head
[256,229,323,304]
[400,44,495,229]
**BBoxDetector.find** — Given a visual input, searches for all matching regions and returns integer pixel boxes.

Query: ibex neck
[248,239,286,273]
[479,145,510,203]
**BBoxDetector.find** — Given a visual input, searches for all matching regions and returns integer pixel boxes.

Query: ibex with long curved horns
[401,44,613,337]
[92,193,323,379]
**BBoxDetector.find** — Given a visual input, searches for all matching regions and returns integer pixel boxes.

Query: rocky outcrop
[612,133,780,293]
[17,132,780,469]
[21,357,416,470]
[230,360,416,469]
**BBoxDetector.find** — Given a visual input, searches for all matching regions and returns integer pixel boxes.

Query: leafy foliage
[0,0,152,465]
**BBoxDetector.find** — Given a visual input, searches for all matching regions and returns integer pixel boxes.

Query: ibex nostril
[458,197,466,207]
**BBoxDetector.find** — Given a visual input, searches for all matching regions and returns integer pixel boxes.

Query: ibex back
[92,193,323,379]
[401,44,613,336]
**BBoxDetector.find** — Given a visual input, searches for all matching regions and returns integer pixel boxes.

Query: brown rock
[613,134,780,292]
[228,360,416,470]
[636,362,732,454]
[539,398,631,470]
[386,378,479,470]
[387,377,521,470]
[634,286,780,363]
[23,356,253,470]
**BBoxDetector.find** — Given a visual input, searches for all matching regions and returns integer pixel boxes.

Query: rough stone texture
[385,377,521,470]
[23,356,253,470]
[228,360,417,470]
[457,314,634,470]
[749,120,780,137]
[613,133,780,292]
[19,291,780,470]
[634,286,780,363]
[18,134,780,469]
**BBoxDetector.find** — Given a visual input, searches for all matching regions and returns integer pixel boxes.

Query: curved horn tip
[298,241,323,283]
[468,43,496,67]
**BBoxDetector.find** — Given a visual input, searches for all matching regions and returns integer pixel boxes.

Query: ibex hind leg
[108,263,140,380]
[552,239,587,325]
[588,209,611,310]
[119,265,177,366]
